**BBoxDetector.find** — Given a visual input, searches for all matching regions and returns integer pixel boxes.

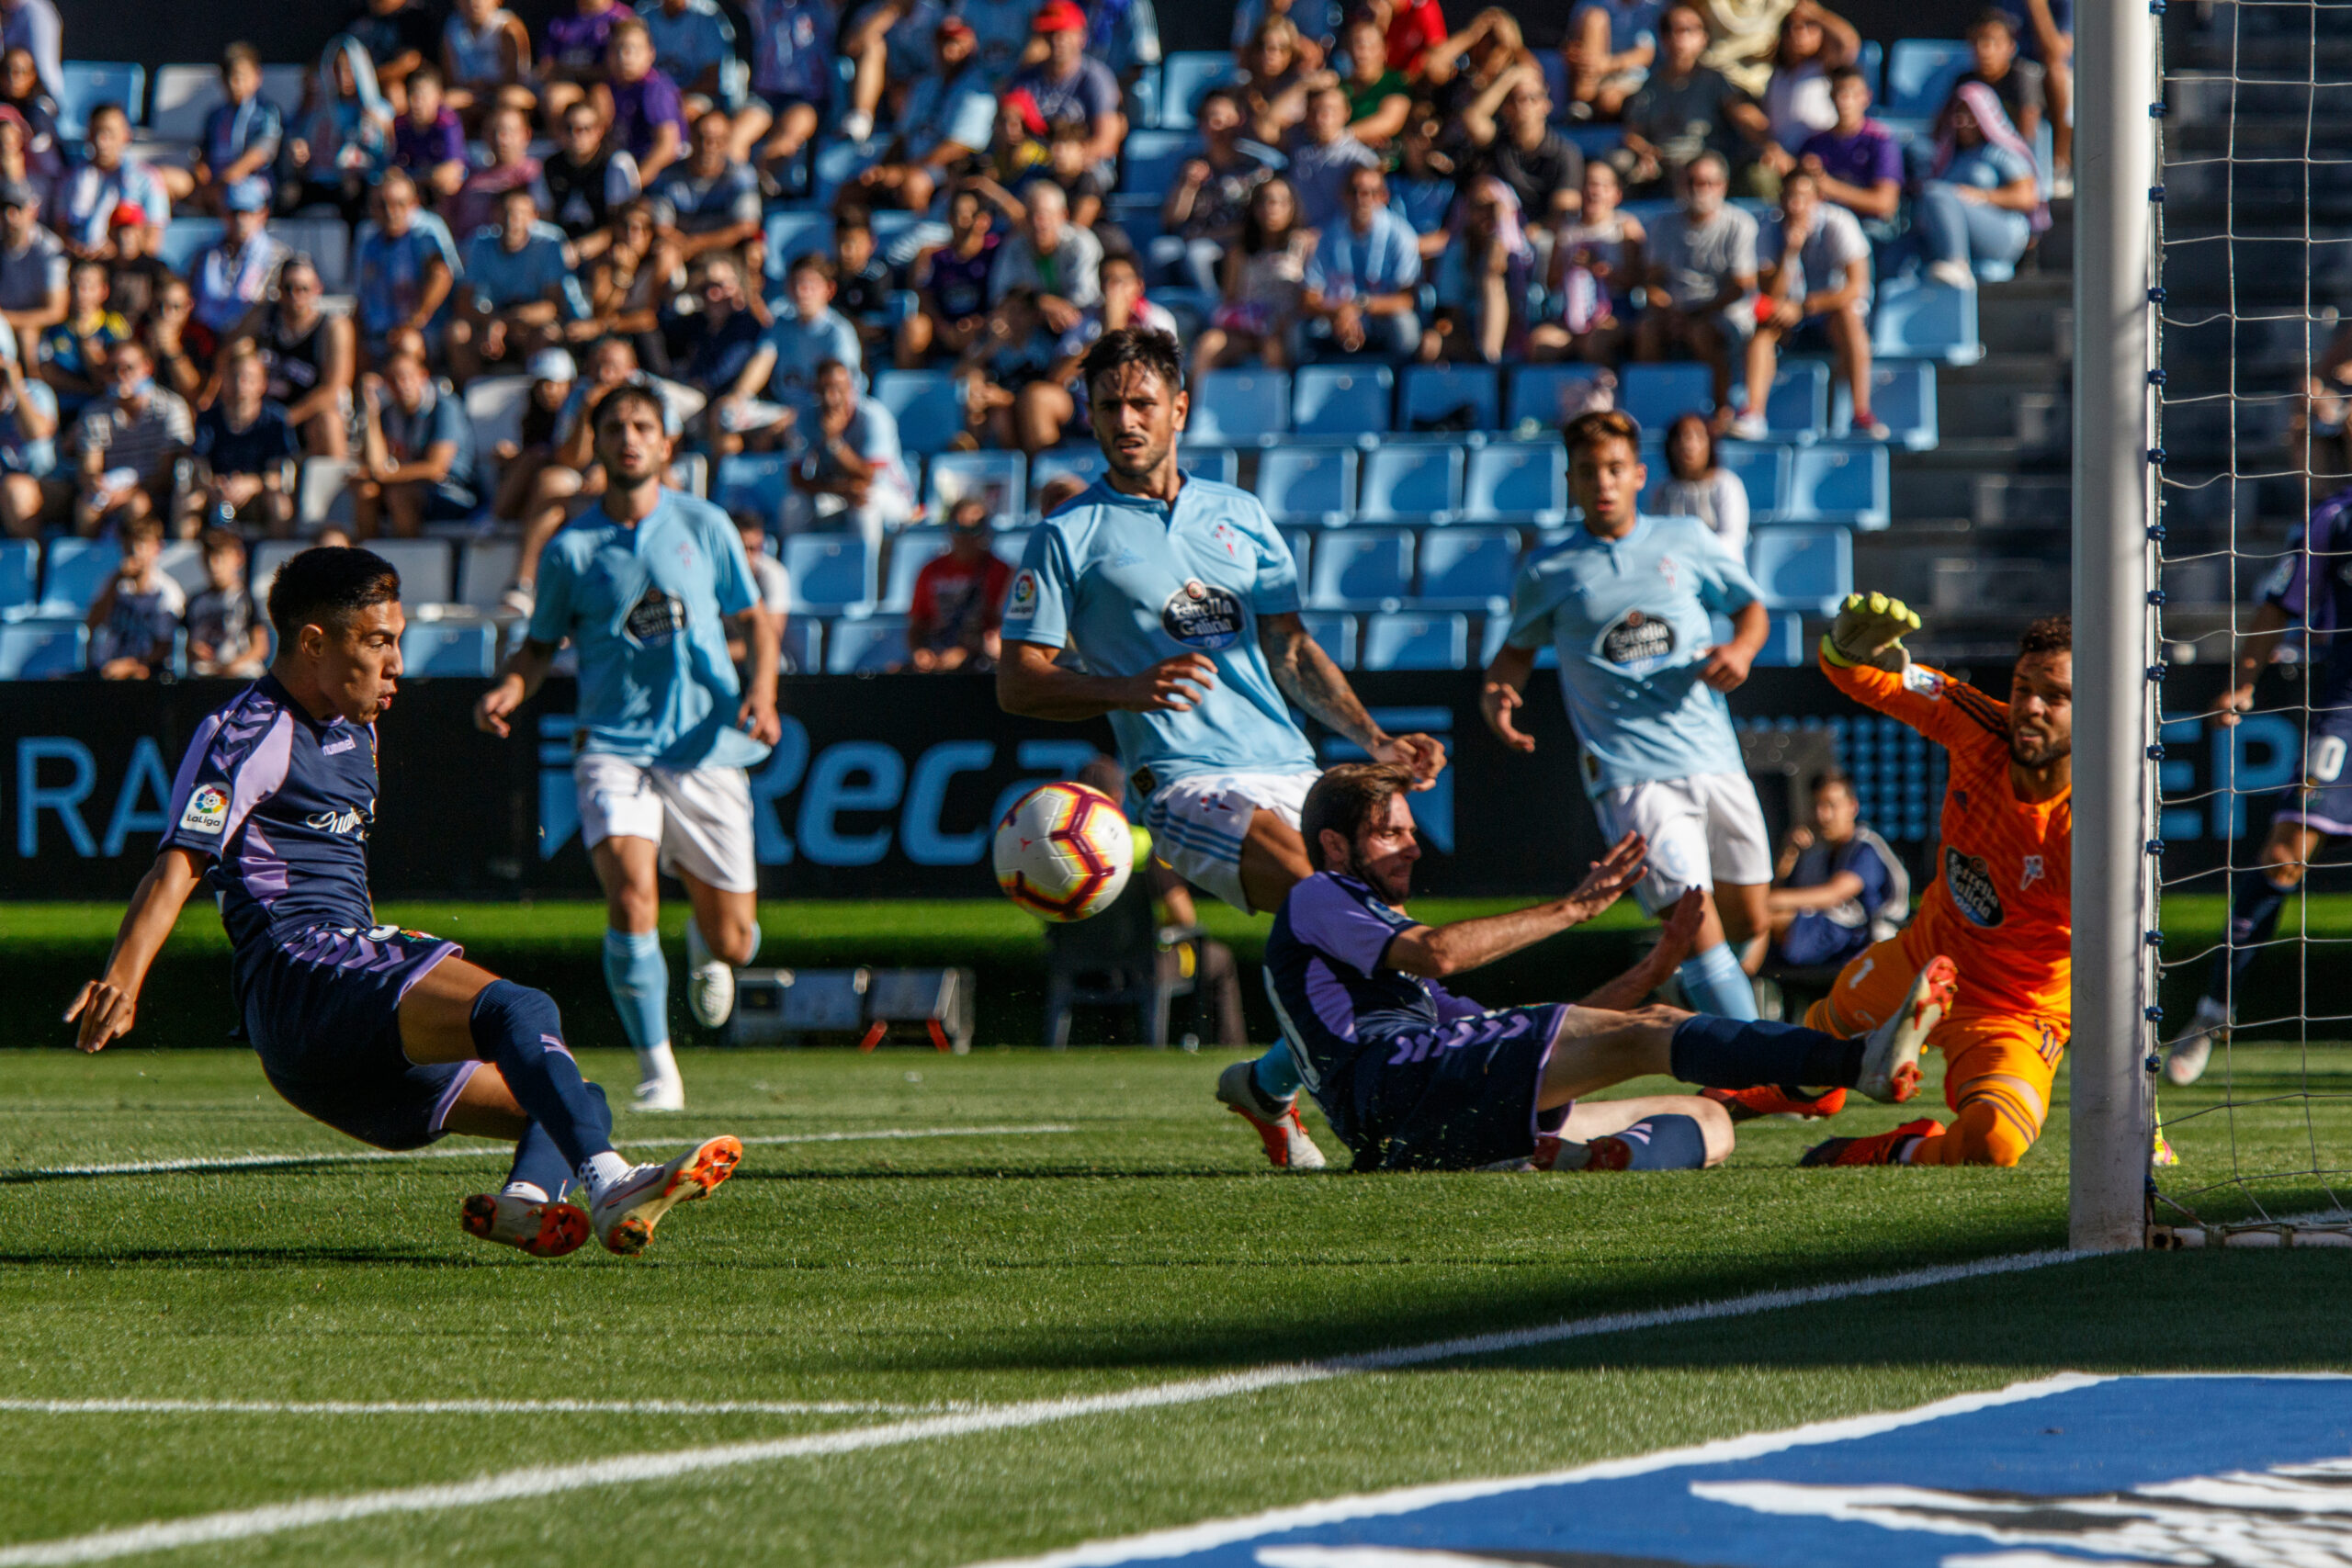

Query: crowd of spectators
[0,0,2068,679]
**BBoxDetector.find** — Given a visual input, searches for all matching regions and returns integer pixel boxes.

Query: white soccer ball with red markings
[993,782,1134,921]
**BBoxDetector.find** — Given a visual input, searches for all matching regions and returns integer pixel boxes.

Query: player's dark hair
[1300,763,1418,872]
[267,547,401,642]
[1564,407,1644,460]
[2018,615,2072,657]
[1080,326,1185,399]
[591,379,668,436]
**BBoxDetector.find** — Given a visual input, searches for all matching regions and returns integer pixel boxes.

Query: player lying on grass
[994,325,1447,1172]
[1770,596,2073,1168]
[63,546,741,1258]
[1263,762,1959,1172]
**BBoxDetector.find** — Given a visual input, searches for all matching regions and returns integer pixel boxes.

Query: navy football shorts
[2277,705,2352,838]
[1770,911,1873,970]
[243,924,473,1151]
[1348,1004,1567,1172]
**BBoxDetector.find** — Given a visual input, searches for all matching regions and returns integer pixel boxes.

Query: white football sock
[581,1152,635,1200]
[501,1179,549,1204]
[638,1040,681,1088]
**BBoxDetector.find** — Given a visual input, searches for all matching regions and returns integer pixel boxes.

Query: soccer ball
[993,782,1134,921]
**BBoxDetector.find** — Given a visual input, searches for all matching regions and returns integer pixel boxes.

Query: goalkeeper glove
[1820,592,1922,672]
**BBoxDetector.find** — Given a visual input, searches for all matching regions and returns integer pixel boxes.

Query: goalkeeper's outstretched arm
[1816,592,2000,749]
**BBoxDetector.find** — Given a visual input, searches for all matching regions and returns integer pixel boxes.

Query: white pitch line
[8,1125,1077,1181]
[0,1399,948,1417]
[0,1247,2085,1567]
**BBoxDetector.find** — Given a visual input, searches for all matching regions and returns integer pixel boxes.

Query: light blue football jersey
[1001,474,1317,789]
[526,490,771,772]
[1504,513,1759,795]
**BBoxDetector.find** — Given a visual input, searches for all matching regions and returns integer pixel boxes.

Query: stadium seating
[144,62,306,141]
[1356,445,1463,524]
[1783,445,1892,528]
[34,538,115,616]
[1870,278,1984,365]
[370,540,454,604]
[1506,364,1602,430]
[1414,527,1521,610]
[1883,38,1973,122]
[763,210,833,280]
[272,217,352,292]
[1280,527,1314,581]
[0,619,85,678]
[1621,363,1714,430]
[1178,446,1239,485]
[1360,612,1469,671]
[1399,366,1499,433]
[781,615,822,673]
[158,219,225,276]
[785,536,876,615]
[400,621,497,677]
[1292,367,1393,439]
[1748,527,1854,615]
[463,378,533,479]
[872,370,965,458]
[989,526,1034,571]
[716,453,793,521]
[1463,443,1567,525]
[250,540,305,601]
[1763,362,1829,442]
[1155,51,1229,129]
[57,61,145,141]
[156,540,208,602]
[926,451,1025,523]
[1299,611,1357,669]
[0,539,36,618]
[878,529,951,613]
[1255,446,1355,525]
[1722,444,1792,519]
[1031,447,1109,501]
[1188,370,1290,446]
[1838,363,1939,449]
[1119,130,1195,203]
[825,614,908,673]
[1710,610,1807,666]
[296,458,356,525]
[1308,528,1414,611]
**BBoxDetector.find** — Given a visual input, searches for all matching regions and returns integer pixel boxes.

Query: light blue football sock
[1250,1043,1303,1103]
[1676,941,1759,1021]
[601,928,672,1055]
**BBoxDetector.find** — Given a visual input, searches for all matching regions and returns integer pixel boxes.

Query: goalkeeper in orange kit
[1758,595,2073,1167]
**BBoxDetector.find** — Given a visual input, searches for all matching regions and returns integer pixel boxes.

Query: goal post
[2070,0,2161,1252]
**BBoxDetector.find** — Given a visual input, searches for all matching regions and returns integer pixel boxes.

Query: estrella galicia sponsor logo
[1945,846,2006,927]
[177,784,228,836]
[1161,579,1245,650]
[1597,608,1675,672]
[623,587,685,647]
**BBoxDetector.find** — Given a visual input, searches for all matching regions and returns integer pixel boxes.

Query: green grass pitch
[3,898,2351,1565]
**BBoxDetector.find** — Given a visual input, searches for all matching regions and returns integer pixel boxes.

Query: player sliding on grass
[1265,763,1957,1172]
[476,383,783,1113]
[1791,597,2073,1168]
[996,325,1447,1171]
[64,547,741,1258]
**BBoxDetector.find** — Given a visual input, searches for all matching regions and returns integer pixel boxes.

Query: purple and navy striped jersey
[2262,483,2352,705]
[159,673,381,959]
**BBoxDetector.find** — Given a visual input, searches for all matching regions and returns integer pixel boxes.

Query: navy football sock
[1669,1014,1863,1089]
[2208,867,2291,1003]
[503,1120,574,1203]
[1608,1113,1710,1169]
[469,979,615,1170]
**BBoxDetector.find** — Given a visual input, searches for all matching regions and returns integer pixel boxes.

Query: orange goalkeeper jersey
[1822,655,2072,1020]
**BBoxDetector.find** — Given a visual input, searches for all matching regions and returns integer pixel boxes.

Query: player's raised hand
[1561,831,1649,922]
[1821,592,1921,672]
[1125,652,1217,713]
[1480,678,1536,753]
[1653,886,1706,970]
[2211,683,2256,728]
[1373,731,1449,789]
[63,978,136,1054]
[473,674,526,738]
[739,692,783,745]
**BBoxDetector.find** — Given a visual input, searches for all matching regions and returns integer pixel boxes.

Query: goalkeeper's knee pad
[1947,1087,2041,1167]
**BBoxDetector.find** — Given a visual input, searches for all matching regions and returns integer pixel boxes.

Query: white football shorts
[574,753,759,894]
[1593,770,1773,912]
[1143,769,1319,915]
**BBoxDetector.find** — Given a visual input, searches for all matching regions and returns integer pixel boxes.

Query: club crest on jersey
[2020,854,2046,890]
[1903,664,1945,699]
[1657,555,1679,589]
[1945,847,2007,927]
[1209,521,1243,558]
[1162,579,1244,650]
[1007,569,1038,617]
[177,784,228,835]
[1596,608,1676,673]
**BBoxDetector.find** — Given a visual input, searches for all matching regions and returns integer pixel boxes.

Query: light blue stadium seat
[1300,611,1356,670]
[1837,362,1939,449]
[989,526,1034,570]
[1128,64,1161,132]
[1360,611,1469,671]
[763,210,832,280]
[1156,51,1231,129]
[1180,445,1239,485]
[1870,276,1983,365]
[1620,363,1714,431]
[1416,527,1521,610]
[1399,365,1499,432]
[1506,364,1603,429]
[1748,527,1853,615]
[1120,130,1195,203]
[810,138,882,207]
[1308,528,1414,610]
[1031,446,1108,506]
[1884,39,1973,120]
[35,537,116,616]
[158,218,225,276]
[1256,446,1355,525]
[399,621,496,677]
[1721,443,1792,519]
[714,453,792,522]
[781,615,822,673]
[57,62,144,141]
[0,538,34,616]
[786,536,876,615]
[1783,445,1891,528]
[1280,527,1314,581]
[924,450,1026,524]
[1292,365,1393,438]
[1464,443,1566,525]
[1189,370,1290,446]
[0,617,84,678]
[1357,445,1464,524]
[1710,610,1805,666]
[878,528,951,612]
[825,614,908,673]
[1480,612,1558,669]
[1856,39,1884,100]
[873,369,966,457]
[1763,361,1829,442]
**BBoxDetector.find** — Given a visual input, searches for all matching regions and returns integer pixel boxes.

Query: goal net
[2149,0,2352,1246]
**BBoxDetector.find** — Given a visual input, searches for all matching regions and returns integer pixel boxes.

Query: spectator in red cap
[851,16,996,214]
[105,203,173,324]
[1006,0,1125,175]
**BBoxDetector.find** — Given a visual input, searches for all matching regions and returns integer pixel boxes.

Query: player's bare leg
[679,872,760,1032]
[1216,810,1328,1169]
[1531,1093,1736,1171]
[593,835,687,1111]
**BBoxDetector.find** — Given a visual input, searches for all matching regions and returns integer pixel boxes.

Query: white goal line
[0,1247,2083,1567]
[0,1398,956,1417]
[6,1124,1079,1181]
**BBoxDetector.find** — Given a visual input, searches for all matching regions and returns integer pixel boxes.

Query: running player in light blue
[476,382,783,1112]
[997,326,1446,1170]
[1479,407,1776,1026]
